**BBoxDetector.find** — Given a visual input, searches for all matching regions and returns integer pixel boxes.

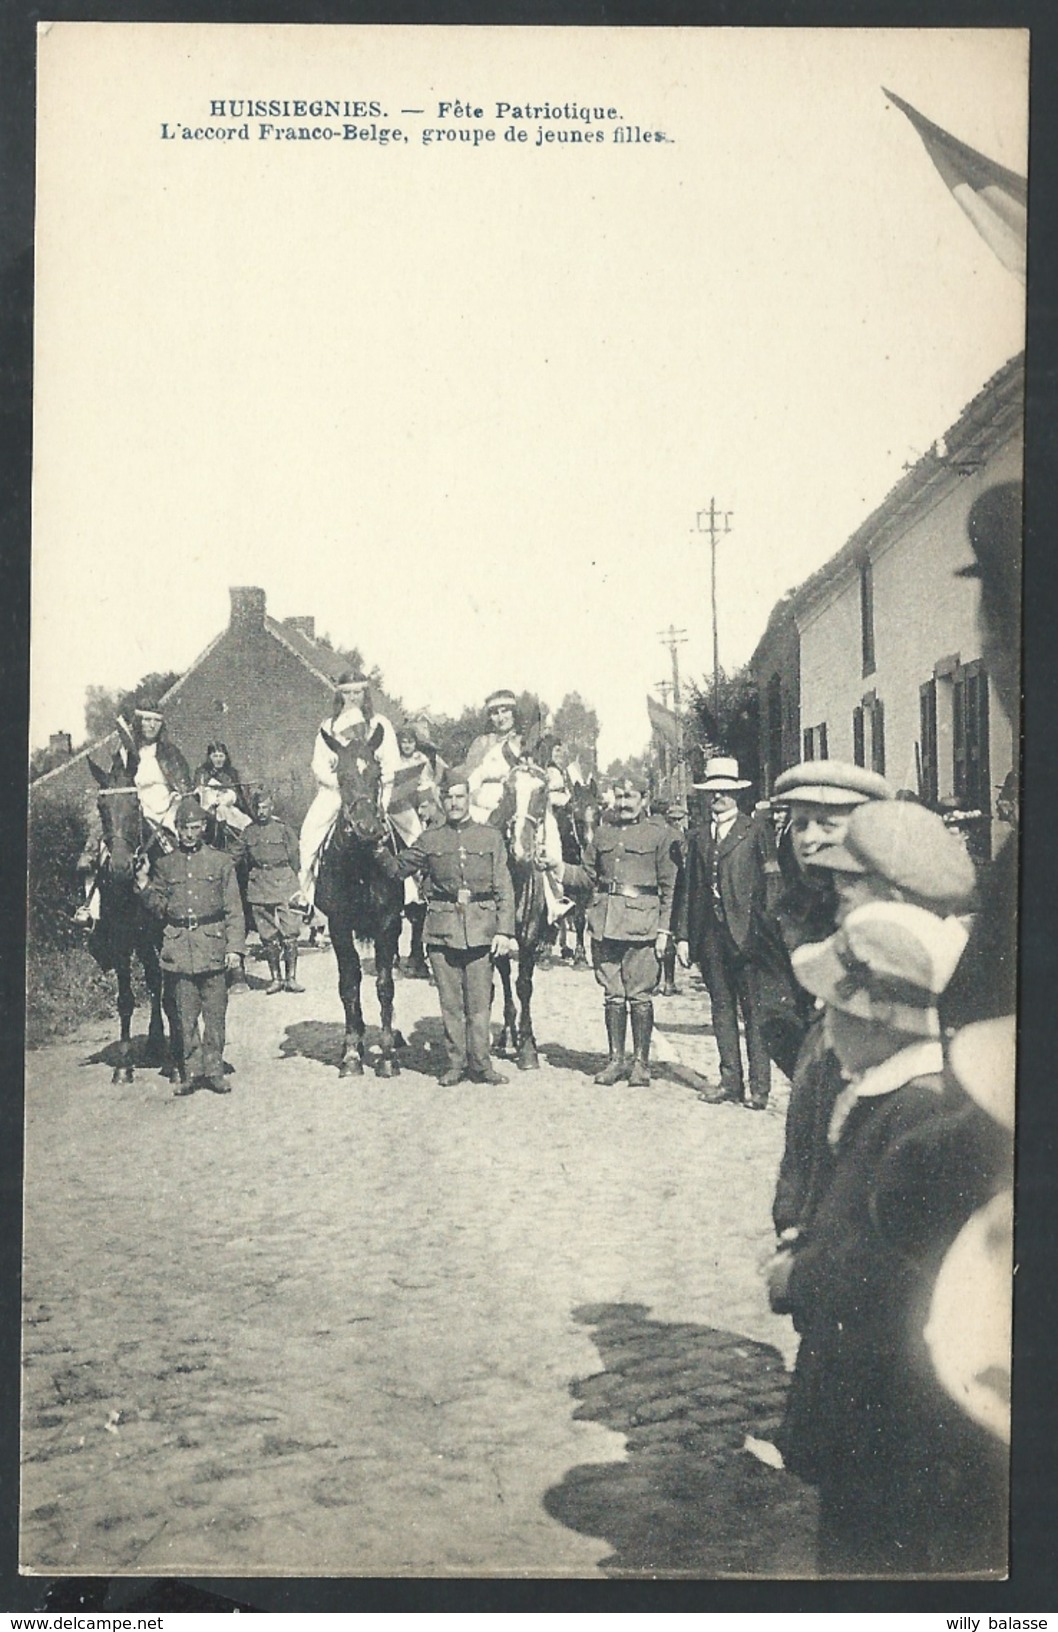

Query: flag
[884,87,1026,281]
[647,694,679,748]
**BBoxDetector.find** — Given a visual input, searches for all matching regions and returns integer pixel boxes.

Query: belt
[166,909,225,929]
[431,890,495,905]
[604,883,659,898]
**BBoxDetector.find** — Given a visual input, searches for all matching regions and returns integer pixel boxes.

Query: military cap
[441,764,470,792]
[808,799,977,910]
[613,771,649,794]
[791,900,968,1036]
[174,795,206,824]
[666,802,689,820]
[773,759,892,807]
[251,786,274,810]
[947,1015,1016,1132]
[956,481,1022,623]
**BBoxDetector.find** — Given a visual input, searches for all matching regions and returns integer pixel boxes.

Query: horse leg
[141,939,166,1066]
[333,925,366,1077]
[373,921,401,1078]
[114,956,135,1083]
[573,902,588,967]
[494,954,518,1056]
[515,949,540,1071]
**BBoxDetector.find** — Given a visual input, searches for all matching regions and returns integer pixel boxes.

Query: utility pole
[694,500,733,737]
[658,627,688,800]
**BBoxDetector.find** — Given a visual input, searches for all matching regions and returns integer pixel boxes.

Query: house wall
[750,615,801,792]
[798,433,1021,845]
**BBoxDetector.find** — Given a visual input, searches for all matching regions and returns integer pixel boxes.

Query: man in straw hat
[675,756,779,1108]
[136,795,245,1096]
[768,899,972,1573]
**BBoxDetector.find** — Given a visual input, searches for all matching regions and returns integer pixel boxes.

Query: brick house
[749,353,1023,858]
[31,586,406,826]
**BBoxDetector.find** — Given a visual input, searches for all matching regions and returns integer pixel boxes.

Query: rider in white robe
[295,675,400,908]
[466,692,569,923]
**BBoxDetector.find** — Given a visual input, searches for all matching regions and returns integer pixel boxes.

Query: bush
[25,943,117,1048]
[27,796,87,952]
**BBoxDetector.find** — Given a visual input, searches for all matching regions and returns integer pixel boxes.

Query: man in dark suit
[675,757,780,1109]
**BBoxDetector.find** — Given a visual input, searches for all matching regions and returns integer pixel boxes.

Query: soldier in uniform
[136,795,245,1096]
[376,767,517,1087]
[542,771,676,1087]
[227,788,304,994]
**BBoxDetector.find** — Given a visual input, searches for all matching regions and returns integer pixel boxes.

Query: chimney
[48,731,73,762]
[283,615,316,641]
[229,586,267,631]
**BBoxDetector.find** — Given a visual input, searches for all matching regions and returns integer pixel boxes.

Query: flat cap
[773,759,892,807]
[440,765,470,792]
[791,900,968,1035]
[808,799,977,909]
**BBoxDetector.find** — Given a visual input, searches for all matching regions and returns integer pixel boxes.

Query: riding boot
[283,943,305,993]
[594,1001,630,1084]
[627,1001,654,1087]
[265,946,284,995]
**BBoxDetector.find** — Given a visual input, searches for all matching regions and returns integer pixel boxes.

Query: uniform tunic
[380,818,515,1075]
[140,841,245,1082]
[561,813,676,1000]
[228,817,301,944]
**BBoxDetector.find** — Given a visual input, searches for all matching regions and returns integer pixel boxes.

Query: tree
[553,692,600,771]
[83,670,182,743]
[686,665,760,788]
[604,750,653,786]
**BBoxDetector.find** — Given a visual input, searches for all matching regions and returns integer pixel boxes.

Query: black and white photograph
[22,23,1025,1583]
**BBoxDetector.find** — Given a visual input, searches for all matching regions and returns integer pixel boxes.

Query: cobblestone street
[22,941,815,1579]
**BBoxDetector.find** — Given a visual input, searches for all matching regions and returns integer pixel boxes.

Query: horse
[491,762,552,1070]
[85,758,177,1083]
[553,778,600,967]
[313,725,406,1079]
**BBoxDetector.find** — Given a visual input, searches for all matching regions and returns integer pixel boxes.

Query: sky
[30,25,1027,766]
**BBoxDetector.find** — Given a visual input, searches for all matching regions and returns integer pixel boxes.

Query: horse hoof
[111,1067,122,1084]
[517,1049,541,1072]
[340,1059,364,1078]
[573,953,588,968]
[375,1058,399,1078]
[125,1068,135,1083]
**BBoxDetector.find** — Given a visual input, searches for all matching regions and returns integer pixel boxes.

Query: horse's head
[322,723,386,845]
[571,779,600,852]
[88,757,142,881]
[504,762,550,864]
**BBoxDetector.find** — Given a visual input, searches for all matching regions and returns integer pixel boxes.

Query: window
[803,723,828,761]
[860,559,876,677]
[852,705,865,768]
[954,662,991,810]
[870,697,886,776]
[919,680,938,805]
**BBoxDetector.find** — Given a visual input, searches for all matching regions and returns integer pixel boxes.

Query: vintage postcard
[25,24,1024,1580]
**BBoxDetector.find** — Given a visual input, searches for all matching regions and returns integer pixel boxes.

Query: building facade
[31,586,406,827]
[750,354,1023,857]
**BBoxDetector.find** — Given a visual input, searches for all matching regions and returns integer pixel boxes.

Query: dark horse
[86,758,176,1083]
[554,778,600,967]
[313,726,406,1078]
[492,762,551,1070]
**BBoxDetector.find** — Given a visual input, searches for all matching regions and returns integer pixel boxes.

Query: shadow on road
[544,1301,817,1577]
[79,1034,172,1076]
[278,1015,448,1079]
